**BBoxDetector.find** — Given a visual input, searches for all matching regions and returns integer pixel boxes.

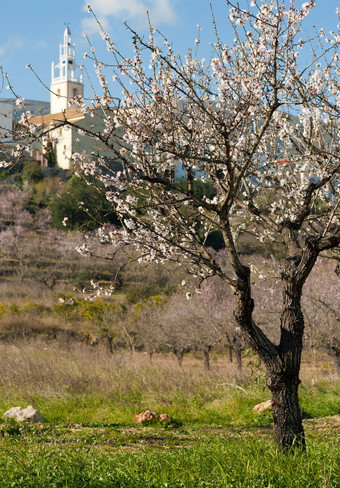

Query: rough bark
[233,256,307,449]
[268,261,306,449]
[107,335,114,354]
[174,349,184,367]
[267,373,304,448]
[203,348,211,371]
[235,348,243,371]
[325,339,340,374]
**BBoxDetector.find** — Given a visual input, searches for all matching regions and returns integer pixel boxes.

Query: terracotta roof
[29,107,85,127]
[276,159,290,165]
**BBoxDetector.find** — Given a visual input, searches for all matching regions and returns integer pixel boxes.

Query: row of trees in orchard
[0,185,121,288]
[117,279,244,370]
[17,0,340,449]
[115,255,339,373]
[0,185,337,374]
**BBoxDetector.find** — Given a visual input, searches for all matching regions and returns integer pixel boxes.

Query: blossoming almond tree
[24,0,339,448]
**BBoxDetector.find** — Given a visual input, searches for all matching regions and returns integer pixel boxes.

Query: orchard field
[0,174,339,486]
[1,0,340,483]
[0,344,339,487]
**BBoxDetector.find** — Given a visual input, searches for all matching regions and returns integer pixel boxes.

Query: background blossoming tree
[26,0,339,448]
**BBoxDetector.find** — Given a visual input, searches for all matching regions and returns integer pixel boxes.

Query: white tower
[50,27,84,114]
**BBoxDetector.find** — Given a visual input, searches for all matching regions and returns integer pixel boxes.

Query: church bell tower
[50,27,84,114]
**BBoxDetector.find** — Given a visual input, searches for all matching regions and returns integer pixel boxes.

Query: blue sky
[0,0,338,103]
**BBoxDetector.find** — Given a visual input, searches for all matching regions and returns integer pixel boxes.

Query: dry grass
[0,341,244,397]
[0,337,338,452]
[0,340,256,425]
[0,339,337,401]
[300,350,338,383]
[0,279,69,305]
[0,314,101,340]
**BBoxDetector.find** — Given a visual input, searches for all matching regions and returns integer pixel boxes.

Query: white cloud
[83,0,177,30]
[0,37,47,60]
[82,16,110,35]
[0,38,25,59]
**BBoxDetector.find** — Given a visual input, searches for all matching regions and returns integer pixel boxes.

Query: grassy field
[0,341,339,487]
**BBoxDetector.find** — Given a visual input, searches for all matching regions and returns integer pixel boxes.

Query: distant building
[0,101,13,141]
[30,105,124,170]
[30,28,123,171]
[50,27,84,114]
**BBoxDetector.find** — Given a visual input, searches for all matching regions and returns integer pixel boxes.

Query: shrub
[49,175,119,231]
[22,161,44,184]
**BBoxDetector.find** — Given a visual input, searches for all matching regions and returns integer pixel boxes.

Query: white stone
[3,405,46,423]
[253,400,273,414]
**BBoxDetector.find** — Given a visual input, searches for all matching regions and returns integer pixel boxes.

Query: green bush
[53,297,125,323]
[31,177,64,208]
[0,303,7,317]
[8,303,20,314]
[22,161,44,184]
[49,175,119,231]
[21,299,48,316]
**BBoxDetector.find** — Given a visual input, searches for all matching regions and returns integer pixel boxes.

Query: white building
[50,27,84,114]
[31,28,94,169]
[30,28,122,171]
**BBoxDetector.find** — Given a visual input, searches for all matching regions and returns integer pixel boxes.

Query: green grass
[0,422,339,487]
[2,380,337,429]
[300,381,340,419]
[0,345,339,487]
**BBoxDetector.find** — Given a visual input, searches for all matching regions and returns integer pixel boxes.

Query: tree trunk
[232,255,308,450]
[129,343,135,358]
[267,373,304,449]
[228,347,233,363]
[266,265,306,450]
[203,348,210,371]
[335,357,340,375]
[235,348,242,371]
[148,350,154,364]
[325,340,340,375]
[107,335,114,354]
[175,351,184,367]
